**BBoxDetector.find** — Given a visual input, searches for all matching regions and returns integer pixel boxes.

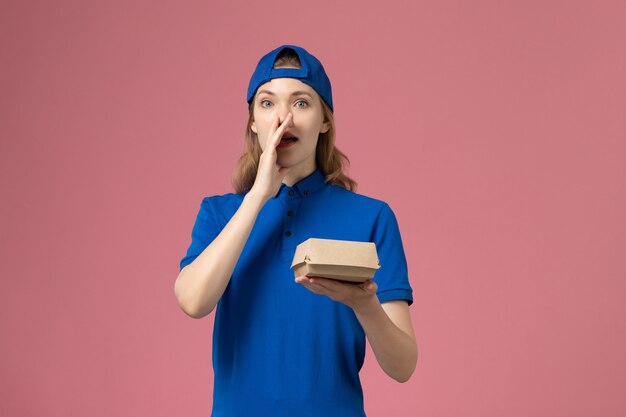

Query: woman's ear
[320,119,330,134]
[251,119,257,134]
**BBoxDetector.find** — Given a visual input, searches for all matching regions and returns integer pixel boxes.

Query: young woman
[175,45,417,417]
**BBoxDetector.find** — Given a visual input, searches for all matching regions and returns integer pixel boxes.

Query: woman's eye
[259,99,308,108]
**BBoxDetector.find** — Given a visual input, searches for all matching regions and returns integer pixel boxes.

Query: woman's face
[251,77,330,173]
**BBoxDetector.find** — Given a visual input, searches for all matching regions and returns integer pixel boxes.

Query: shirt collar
[276,167,327,199]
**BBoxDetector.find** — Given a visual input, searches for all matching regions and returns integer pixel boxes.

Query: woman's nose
[278,110,294,126]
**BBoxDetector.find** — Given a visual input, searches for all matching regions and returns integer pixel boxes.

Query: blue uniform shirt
[180,168,413,417]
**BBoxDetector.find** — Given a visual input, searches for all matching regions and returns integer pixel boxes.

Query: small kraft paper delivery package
[290,238,381,283]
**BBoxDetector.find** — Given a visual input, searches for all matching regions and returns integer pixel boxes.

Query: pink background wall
[1,1,624,416]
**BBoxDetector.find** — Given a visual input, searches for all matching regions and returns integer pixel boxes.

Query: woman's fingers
[295,275,380,310]
[267,114,280,146]
[269,112,293,151]
[249,113,295,201]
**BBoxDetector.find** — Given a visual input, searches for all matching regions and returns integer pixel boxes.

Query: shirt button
[288,190,294,196]
[304,190,309,196]
[287,210,294,217]
[285,231,292,237]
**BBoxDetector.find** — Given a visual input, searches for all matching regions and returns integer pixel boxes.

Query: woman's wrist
[244,189,269,210]
[351,293,380,315]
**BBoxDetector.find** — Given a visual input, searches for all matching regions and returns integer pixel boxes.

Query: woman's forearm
[174,192,267,318]
[353,298,417,382]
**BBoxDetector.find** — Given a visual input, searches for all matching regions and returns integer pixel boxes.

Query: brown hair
[231,48,357,194]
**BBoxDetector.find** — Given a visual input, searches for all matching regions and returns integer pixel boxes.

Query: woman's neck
[282,164,316,187]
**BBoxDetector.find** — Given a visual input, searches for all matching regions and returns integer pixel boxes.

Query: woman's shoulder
[200,191,245,204]
[197,191,246,214]
[327,183,391,209]
[193,192,246,228]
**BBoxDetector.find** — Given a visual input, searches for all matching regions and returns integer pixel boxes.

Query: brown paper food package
[290,238,381,283]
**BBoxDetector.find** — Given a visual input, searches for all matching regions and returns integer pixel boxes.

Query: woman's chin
[276,155,297,165]
[276,154,314,171]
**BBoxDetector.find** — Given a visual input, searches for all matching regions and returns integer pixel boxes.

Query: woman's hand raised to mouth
[249,112,293,203]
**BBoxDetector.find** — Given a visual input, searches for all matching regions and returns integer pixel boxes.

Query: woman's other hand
[249,112,293,201]
[295,276,379,313]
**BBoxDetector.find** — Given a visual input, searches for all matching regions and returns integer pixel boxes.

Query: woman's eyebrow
[257,90,313,98]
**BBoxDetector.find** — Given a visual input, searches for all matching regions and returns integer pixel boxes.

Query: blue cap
[246,45,334,113]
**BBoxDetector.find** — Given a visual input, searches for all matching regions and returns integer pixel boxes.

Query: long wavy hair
[231,48,357,194]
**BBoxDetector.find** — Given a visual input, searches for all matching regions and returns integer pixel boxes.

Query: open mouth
[280,133,298,143]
